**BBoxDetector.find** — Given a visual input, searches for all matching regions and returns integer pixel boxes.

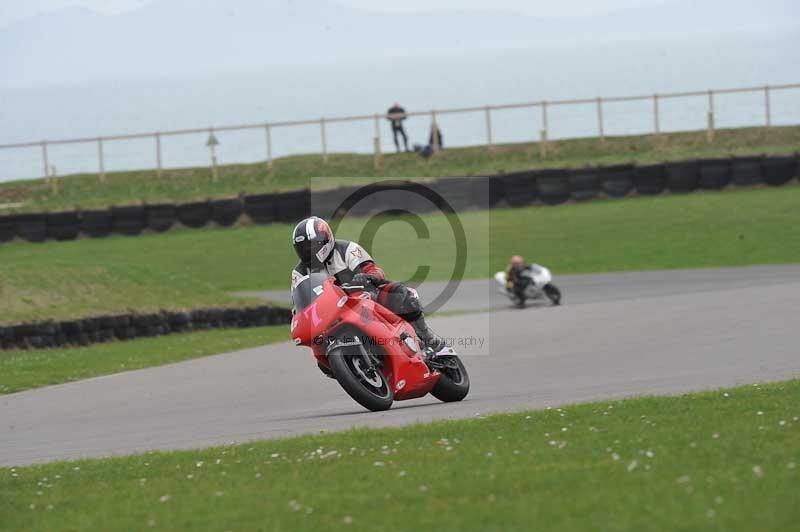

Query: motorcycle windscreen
[292,272,331,311]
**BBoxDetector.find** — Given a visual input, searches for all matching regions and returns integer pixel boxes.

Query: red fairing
[291,277,439,401]
[361,261,385,281]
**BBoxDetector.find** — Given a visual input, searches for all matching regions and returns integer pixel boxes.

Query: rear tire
[328,347,394,412]
[544,283,562,306]
[431,356,470,402]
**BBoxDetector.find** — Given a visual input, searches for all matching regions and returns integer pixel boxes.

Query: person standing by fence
[387,103,410,153]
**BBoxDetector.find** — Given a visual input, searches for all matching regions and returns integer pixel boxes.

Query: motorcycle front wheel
[430,356,470,402]
[328,345,394,412]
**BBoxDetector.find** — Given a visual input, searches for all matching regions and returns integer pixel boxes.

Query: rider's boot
[410,315,454,359]
[513,285,527,308]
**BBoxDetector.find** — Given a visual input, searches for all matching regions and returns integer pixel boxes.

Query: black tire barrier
[210,198,242,227]
[411,181,439,213]
[321,184,374,218]
[598,164,634,198]
[244,193,278,224]
[762,155,796,186]
[0,325,12,350]
[13,213,48,243]
[46,211,80,241]
[2,155,798,248]
[666,160,699,193]
[146,204,177,232]
[698,158,732,190]
[166,311,192,333]
[537,169,571,206]
[501,171,538,207]
[310,187,351,220]
[568,167,598,202]
[487,175,505,207]
[731,156,763,187]
[0,305,292,351]
[274,189,311,223]
[431,177,476,211]
[80,209,113,238]
[206,308,225,328]
[339,183,381,217]
[797,153,800,183]
[343,182,435,217]
[0,215,14,243]
[402,182,441,213]
[111,205,146,236]
[467,176,493,209]
[633,163,667,195]
[177,200,212,228]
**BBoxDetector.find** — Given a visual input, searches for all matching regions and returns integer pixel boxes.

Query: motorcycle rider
[291,216,451,358]
[505,255,529,303]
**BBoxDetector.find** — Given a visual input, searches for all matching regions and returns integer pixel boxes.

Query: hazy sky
[0,0,668,27]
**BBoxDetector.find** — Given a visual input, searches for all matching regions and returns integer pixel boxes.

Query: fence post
[41,141,50,181]
[431,111,440,154]
[706,90,715,143]
[211,143,218,182]
[264,124,273,171]
[373,114,382,169]
[155,132,163,177]
[485,106,493,149]
[539,101,549,158]
[764,85,772,128]
[42,141,59,194]
[320,118,328,163]
[373,138,382,169]
[706,112,715,143]
[207,128,219,183]
[596,97,605,142]
[97,137,106,183]
[653,94,660,135]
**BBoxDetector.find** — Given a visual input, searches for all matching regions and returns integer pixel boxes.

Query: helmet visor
[294,237,331,266]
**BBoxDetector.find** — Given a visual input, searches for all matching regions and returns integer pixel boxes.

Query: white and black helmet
[292,216,335,266]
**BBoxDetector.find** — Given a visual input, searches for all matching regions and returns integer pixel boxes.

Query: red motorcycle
[291,273,470,412]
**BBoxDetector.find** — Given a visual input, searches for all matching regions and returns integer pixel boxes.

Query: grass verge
[0,262,248,323]
[1,125,798,212]
[1,380,798,531]
[0,326,289,395]
[2,184,799,323]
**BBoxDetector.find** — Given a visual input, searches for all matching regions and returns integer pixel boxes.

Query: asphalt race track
[2,265,799,466]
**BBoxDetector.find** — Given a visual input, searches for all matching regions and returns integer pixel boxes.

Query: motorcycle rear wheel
[430,356,470,402]
[544,283,562,306]
[329,346,394,412]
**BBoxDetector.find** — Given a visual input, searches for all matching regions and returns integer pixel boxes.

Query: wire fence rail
[1,82,798,186]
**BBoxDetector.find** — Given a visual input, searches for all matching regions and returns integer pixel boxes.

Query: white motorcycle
[494,264,562,308]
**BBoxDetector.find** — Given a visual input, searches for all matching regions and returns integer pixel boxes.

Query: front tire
[430,356,470,402]
[328,346,394,412]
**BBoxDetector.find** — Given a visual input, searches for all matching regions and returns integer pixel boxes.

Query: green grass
[1,380,797,531]
[1,125,798,212]
[0,325,289,395]
[0,262,247,323]
[2,184,799,324]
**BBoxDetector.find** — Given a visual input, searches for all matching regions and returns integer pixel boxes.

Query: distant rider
[505,255,529,302]
[290,216,451,358]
